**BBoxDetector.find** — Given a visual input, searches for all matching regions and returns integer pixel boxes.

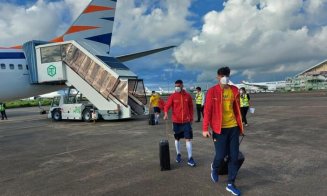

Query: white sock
[186,141,192,159]
[155,114,159,123]
[175,140,181,155]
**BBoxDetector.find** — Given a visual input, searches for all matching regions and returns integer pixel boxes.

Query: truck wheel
[82,108,92,122]
[52,109,62,121]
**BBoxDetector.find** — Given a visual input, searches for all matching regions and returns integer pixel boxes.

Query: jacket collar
[174,89,187,95]
[214,84,239,95]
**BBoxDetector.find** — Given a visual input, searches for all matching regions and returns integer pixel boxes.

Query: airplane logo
[47,65,56,77]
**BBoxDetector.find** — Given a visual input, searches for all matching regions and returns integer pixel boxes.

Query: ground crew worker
[0,102,8,120]
[149,91,161,124]
[239,87,250,126]
[202,67,244,196]
[164,80,196,167]
[195,87,205,122]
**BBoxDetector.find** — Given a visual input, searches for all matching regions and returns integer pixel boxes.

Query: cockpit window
[9,64,14,70]
[18,64,23,70]
[1,64,5,69]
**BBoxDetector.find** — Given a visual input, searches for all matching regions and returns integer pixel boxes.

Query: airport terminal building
[284,60,327,91]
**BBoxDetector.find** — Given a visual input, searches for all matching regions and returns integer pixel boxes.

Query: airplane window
[18,64,23,70]
[41,45,62,64]
[1,64,5,69]
[9,64,14,70]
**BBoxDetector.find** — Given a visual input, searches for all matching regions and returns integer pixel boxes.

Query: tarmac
[0,91,327,196]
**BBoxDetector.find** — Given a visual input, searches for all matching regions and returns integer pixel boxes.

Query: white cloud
[173,0,327,82]
[0,0,63,46]
[64,0,90,20]
[112,0,194,48]
[0,0,193,57]
[242,69,255,81]
[0,0,92,47]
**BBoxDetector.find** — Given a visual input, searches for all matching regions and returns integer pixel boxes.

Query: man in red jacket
[164,80,196,167]
[202,67,244,196]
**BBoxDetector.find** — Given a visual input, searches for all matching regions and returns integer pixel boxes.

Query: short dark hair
[240,87,246,92]
[152,91,155,94]
[217,67,230,77]
[196,87,201,91]
[175,80,183,84]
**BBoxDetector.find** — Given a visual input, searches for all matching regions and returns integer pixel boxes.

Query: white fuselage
[242,81,286,91]
[0,49,65,101]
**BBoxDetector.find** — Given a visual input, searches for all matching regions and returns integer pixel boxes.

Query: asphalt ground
[0,91,326,196]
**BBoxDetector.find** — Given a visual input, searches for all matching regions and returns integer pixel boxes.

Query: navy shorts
[173,122,193,140]
[153,107,161,113]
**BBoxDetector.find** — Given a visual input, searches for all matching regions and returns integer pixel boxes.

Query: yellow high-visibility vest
[0,104,4,112]
[240,94,250,107]
[195,92,204,105]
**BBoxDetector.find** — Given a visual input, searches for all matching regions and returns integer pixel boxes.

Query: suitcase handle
[239,134,245,145]
[164,120,169,140]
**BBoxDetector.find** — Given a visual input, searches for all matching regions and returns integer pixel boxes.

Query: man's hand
[163,112,168,120]
[202,131,211,138]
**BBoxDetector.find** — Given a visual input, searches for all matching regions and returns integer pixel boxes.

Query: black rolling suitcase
[217,151,245,175]
[149,114,155,125]
[217,135,245,175]
[159,139,171,171]
[159,121,171,171]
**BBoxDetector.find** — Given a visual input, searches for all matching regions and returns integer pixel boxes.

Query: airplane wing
[115,46,175,62]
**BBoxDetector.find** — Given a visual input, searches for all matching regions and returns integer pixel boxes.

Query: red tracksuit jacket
[164,90,194,123]
[203,84,244,134]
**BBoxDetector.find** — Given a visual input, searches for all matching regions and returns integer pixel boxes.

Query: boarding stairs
[23,41,147,120]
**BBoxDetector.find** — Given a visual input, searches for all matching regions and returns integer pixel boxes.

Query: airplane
[242,80,286,92]
[145,86,175,96]
[37,91,64,99]
[228,80,261,93]
[35,88,80,99]
[21,91,63,100]
[145,87,153,96]
[0,0,174,102]
[147,86,195,96]
[158,87,175,95]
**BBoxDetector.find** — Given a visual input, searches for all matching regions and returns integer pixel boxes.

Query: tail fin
[52,0,117,56]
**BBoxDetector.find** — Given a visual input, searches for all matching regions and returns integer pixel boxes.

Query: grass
[5,99,52,109]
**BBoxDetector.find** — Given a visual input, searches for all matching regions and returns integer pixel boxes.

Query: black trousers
[1,111,7,120]
[196,104,204,121]
[212,126,240,184]
[240,107,249,124]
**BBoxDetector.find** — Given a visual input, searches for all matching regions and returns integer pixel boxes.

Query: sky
[1,0,327,90]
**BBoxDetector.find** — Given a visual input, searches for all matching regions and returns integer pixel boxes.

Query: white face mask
[240,90,244,94]
[220,76,229,85]
[175,86,182,93]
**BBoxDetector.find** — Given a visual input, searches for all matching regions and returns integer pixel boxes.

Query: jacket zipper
[220,87,223,130]
[181,93,184,122]
[235,93,244,132]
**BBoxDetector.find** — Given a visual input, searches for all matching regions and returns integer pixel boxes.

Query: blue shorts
[173,122,193,140]
[153,107,161,113]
